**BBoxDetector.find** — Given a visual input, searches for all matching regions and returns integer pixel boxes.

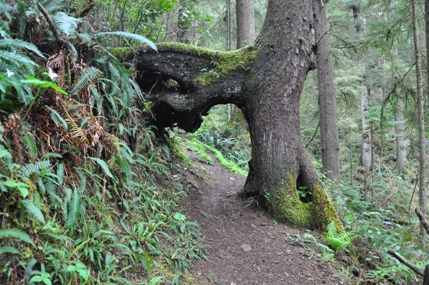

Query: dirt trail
[182,151,352,285]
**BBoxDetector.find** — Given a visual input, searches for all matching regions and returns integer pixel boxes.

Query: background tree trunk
[351,5,372,173]
[412,0,426,246]
[177,0,190,43]
[226,0,235,122]
[312,0,341,180]
[236,0,255,48]
[226,0,234,51]
[228,0,256,123]
[395,95,406,173]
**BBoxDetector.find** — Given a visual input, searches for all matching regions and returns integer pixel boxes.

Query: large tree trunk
[312,0,341,180]
[122,0,344,231]
[243,8,315,220]
[414,0,427,246]
[240,0,339,229]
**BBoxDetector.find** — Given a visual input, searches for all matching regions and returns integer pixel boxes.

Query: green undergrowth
[0,126,207,285]
[188,138,248,176]
[322,161,426,284]
[0,7,207,282]
[186,107,250,176]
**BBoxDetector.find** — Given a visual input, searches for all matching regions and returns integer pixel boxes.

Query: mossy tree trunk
[121,0,344,231]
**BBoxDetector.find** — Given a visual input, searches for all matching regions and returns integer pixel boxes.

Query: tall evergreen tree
[412,0,426,245]
[312,0,341,180]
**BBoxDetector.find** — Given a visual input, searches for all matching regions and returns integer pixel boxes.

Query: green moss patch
[271,174,311,227]
[270,174,345,232]
[198,45,258,86]
[312,184,345,233]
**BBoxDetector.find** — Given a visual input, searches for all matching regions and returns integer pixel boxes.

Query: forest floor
[181,149,363,285]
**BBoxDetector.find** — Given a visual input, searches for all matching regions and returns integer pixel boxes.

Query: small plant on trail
[287,233,334,261]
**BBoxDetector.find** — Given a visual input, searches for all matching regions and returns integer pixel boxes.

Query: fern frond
[56,163,64,186]
[43,0,69,14]
[88,157,115,180]
[61,106,89,144]
[19,160,51,180]
[0,246,20,254]
[71,66,102,94]
[65,116,87,142]
[47,106,68,130]
[326,221,358,251]
[23,134,38,159]
[0,3,12,24]
[53,12,82,37]
[21,199,45,224]
[67,189,80,228]
[25,259,37,281]
[0,229,35,247]
[0,39,45,58]
[0,50,38,68]
[108,62,120,82]
[96,31,157,51]
[149,276,163,285]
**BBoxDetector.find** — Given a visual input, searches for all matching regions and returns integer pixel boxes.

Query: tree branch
[77,0,94,18]
[37,3,66,49]
[118,43,255,132]
[415,207,429,235]
[387,249,424,276]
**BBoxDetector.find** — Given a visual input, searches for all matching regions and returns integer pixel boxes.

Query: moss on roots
[271,174,311,227]
[312,184,345,233]
[270,174,344,232]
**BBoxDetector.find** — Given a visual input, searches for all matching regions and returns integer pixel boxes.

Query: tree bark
[412,0,426,246]
[242,0,316,222]
[236,0,255,48]
[361,86,372,172]
[121,0,344,231]
[177,0,190,43]
[388,3,407,174]
[228,0,256,122]
[312,0,341,180]
[395,95,406,173]
[351,5,372,173]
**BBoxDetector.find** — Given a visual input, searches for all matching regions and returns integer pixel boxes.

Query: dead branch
[387,249,424,276]
[37,2,66,48]
[415,207,429,235]
[78,1,95,18]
